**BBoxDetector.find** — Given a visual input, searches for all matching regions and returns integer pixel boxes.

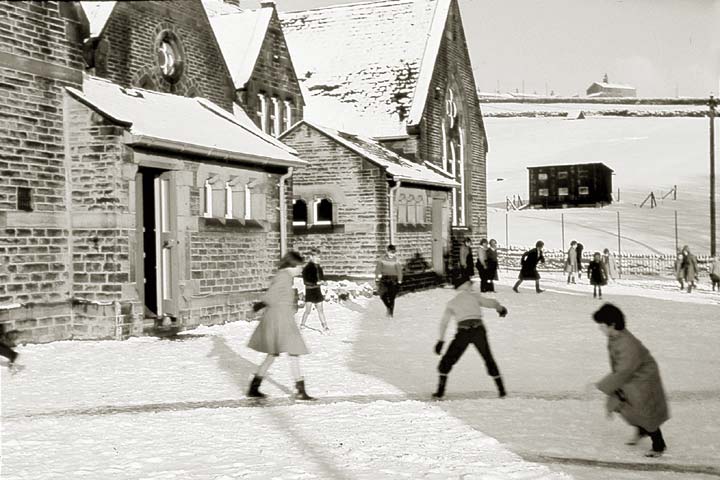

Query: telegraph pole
[711,95,717,256]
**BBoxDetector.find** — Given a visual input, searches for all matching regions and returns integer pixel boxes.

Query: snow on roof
[207,7,274,89]
[202,0,243,16]
[285,120,457,188]
[66,76,302,167]
[280,0,450,137]
[79,1,117,38]
[589,82,636,91]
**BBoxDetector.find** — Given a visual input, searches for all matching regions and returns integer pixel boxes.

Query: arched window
[442,81,467,226]
[292,199,307,226]
[315,198,333,225]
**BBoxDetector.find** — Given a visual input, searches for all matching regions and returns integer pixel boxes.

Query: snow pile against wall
[294,278,375,304]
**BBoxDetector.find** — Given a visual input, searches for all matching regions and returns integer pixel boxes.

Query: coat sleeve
[597,335,644,395]
[475,293,501,310]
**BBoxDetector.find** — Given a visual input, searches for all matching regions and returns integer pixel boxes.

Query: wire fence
[499,247,715,278]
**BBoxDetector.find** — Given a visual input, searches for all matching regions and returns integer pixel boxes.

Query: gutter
[279,168,293,256]
[125,134,305,169]
[389,179,401,245]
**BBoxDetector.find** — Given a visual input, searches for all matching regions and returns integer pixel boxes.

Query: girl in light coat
[247,251,315,400]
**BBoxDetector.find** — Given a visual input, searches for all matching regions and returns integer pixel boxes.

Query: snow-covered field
[2,274,719,479]
[484,116,718,254]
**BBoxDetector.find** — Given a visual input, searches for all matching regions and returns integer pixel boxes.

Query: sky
[248,0,720,98]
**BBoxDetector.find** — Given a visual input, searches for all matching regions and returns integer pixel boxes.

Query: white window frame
[257,93,268,133]
[271,97,280,137]
[314,198,332,226]
[283,99,293,132]
[203,179,213,218]
[538,173,548,181]
[558,187,569,196]
[244,184,252,220]
[538,188,549,197]
[579,186,589,195]
[224,182,233,219]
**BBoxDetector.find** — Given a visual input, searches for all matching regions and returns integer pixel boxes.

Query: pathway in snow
[2,275,719,479]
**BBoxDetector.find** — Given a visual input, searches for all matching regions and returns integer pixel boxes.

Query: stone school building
[1,0,490,343]
[0,0,304,343]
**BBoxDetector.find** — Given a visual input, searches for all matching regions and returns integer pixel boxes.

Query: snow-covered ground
[2,274,719,479]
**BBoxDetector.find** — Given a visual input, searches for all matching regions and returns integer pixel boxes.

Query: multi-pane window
[256,94,268,133]
[558,187,569,196]
[203,179,213,217]
[443,86,466,226]
[270,97,280,137]
[579,186,589,195]
[538,188,549,197]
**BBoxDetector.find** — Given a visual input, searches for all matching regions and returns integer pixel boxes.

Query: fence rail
[499,249,715,278]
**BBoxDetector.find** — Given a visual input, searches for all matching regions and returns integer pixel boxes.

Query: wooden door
[154,171,179,318]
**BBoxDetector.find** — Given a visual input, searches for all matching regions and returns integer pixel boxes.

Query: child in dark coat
[588,252,608,298]
[0,323,22,374]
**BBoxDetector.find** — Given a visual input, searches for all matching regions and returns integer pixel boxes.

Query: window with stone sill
[314,198,333,225]
[202,178,265,221]
[579,186,589,195]
[538,188,549,197]
[558,187,569,196]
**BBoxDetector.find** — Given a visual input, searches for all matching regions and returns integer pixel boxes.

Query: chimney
[260,1,275,8]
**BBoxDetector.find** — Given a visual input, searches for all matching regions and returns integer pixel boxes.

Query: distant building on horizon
[586,74,636,98]
[527,163,613,209]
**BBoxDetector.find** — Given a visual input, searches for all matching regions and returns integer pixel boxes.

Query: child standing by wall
[375,245,403,317]
[300,248,329,332]
[588,252,608,298]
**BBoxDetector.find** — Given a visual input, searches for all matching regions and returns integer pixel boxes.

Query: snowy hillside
[484,116,717,255]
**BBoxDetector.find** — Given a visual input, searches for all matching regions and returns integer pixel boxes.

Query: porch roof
[66,76,303,168]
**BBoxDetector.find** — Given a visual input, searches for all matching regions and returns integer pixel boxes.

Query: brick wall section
[239,9,304,130]
[98,0,235,110]
[416,0,488,247]
[0,2,84,340]
[282,124,389,277]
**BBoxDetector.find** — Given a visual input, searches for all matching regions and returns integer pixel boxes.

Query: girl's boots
[294,379,316,401]
[247,375,266,398]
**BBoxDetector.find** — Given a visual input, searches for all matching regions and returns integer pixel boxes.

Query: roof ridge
[281,0,416,15]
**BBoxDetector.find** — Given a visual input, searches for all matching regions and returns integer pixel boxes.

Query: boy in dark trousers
[300,248,329,332]
[432,275,509,399]
[375,245,403,317]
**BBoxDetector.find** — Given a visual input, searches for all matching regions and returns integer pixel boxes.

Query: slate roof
[207,6,274,89]
[79,1,117,38]
[280,0,451,137]
[67,76,303,167]
[282,120,457,188]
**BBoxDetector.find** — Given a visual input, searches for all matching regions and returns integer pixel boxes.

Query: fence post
[674,210,678,254]
[505,211,509,272]
[561,213,565,252]
[617,211,622,279]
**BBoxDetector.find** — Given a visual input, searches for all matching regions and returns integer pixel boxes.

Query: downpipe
[389,179,401,245]
[279,167,293,256]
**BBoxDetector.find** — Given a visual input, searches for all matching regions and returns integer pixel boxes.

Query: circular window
[154,30,185,83]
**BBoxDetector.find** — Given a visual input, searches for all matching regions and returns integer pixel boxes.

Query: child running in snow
[592,303,669,458]
[0,324,22,374]
[300,248,329,333]
[432,274,509,399]
[247,251,315,401]
[588,252,607,298]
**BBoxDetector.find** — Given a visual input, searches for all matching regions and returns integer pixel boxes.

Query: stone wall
[98,0,236,110]
[416,0,488,250]
[239,7,304,134]
[282,123,389,277]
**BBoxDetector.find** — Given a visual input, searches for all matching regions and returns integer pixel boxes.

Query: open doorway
[136,167,179,321]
